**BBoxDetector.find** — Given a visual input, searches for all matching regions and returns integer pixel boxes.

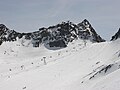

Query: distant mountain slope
[0,19,105,49]
[111,28,120,41]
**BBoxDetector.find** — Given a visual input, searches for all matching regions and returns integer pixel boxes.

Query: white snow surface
[0,39,120,90]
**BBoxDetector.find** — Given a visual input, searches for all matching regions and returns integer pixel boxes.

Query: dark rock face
[111,28,120,41]
[0,24,18,44]
[49,40,67,48]
[78,19,105,42]
[0,19,105,48]
[0,24,31,45]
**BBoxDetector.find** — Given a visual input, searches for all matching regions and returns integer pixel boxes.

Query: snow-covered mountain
[0,20,120,90]
[0,19,105,49]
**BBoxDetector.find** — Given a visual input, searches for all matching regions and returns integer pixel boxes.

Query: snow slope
[0,39,120,90]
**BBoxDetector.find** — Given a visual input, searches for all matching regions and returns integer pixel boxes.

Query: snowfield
[0,39,120,90]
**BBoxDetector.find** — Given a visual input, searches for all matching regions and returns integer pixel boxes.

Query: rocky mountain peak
[81,19,90,26]
[78,19,105,42]
[0,20,105,48]
[0,24,9,33]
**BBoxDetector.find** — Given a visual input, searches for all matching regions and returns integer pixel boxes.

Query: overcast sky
[0,0,120,40]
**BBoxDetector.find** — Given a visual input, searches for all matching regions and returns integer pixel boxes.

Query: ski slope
[0,39,120,90]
